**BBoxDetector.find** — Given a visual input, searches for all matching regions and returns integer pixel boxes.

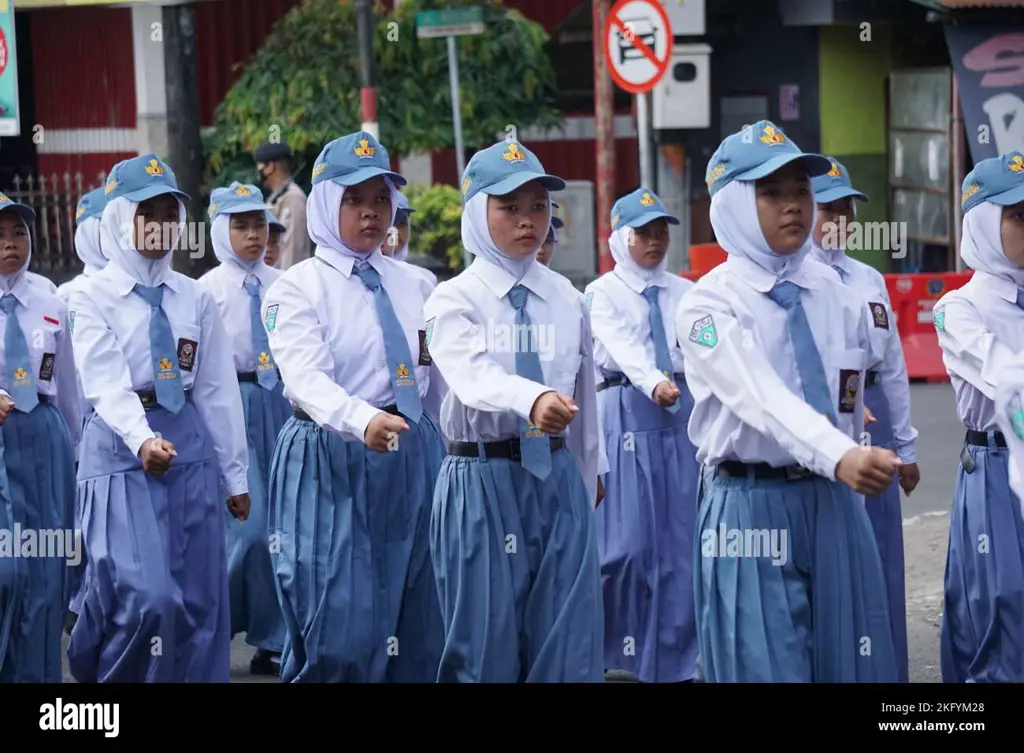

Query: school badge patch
[868,302,889,330]
[68,310,75,334]
[265,304,279,334]
[839,369,859,414]
[177,338,198,372]
[585,291,594,310]
[38,353,55,382]
[1008,392,1024,441]
[933,307,945,332]
[688,315,718,348]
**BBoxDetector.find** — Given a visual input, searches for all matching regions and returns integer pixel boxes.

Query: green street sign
[0,0,20,136]
[416,7,484,39]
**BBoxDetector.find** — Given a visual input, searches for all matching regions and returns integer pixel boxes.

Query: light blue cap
[208,182,269,221]
[311,131,406,188]
[395,192,415,223]
[0,191,36,225]
[961,151,1024,214]
[75,186,108,223]
[705,120,832,197]
[811,157,868,203]
[461,140,565,204]
[103,153,189,203]
[611,187,679,232]
[266,211,286,233]
[551,200,563,229]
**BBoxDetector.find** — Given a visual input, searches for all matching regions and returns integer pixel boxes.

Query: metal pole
[951,73,965,273]
[593,0,616,275]
[356,0,378,139]
[637,92,653,189]
[447,34,470,269]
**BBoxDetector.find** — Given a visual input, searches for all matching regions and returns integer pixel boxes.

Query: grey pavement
[60,383,960,683]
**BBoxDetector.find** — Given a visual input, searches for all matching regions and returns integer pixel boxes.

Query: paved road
[60,383,961,683]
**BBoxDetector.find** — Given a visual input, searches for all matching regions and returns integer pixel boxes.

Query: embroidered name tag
[839,369,859,414]
[39,353,55,382]
[868,302,889,330]
[418,329,432,366]
[177,338,198,372]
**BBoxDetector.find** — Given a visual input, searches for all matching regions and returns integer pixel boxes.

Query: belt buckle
[509,440,522,462]
[785,465,812,481]
[138,391,157,410]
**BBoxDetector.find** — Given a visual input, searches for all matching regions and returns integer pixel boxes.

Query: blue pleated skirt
[595,377,699,682]
[227,381,291,653]
[431,444,604,683]
[0,402,76,682]
[269,411,446,683]
[863,382,908,682]
[695,469,897,682]
[67,403,231,683]
[940,433,1024,682]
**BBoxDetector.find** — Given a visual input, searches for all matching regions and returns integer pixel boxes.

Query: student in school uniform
[809,159,920,683]
[198,182,289,677]
[585,187,699,684]
[424,139,606,683]
[934,151,1024,683]
[535,215,562,267]
[384,193,439,292]
[675,121,902,683]
[0,193,79,682]
[262,131,446,683]
[66,154,250,683]
[263,212,286,268]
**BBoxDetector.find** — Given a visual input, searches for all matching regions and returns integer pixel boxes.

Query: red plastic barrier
[675,266,974,382]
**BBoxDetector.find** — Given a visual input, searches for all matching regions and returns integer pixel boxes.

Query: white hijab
[462,191,549,281]
[100,195,185,288]
[0,212,31,294]
[391,211,411,261]
[710,179,815,281]
[959,201,1023,286]
[307,179,399,264]
[610,224,671,288]
[74,216,107,276]
[211,214,266,275]
[810,201,857,267]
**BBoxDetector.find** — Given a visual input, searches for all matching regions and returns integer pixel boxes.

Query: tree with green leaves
[204,0,562,191]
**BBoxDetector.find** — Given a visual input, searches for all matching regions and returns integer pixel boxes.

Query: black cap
[254,141,294,164]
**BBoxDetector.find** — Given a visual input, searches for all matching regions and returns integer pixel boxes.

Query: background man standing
[253,141,310,270]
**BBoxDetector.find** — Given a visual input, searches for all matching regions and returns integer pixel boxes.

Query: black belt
[597,372,686,392]
[447,436,566,461]
[866,370,880,387]
[238,369,281,383]
[965,429,1006,449]
[716,460,817,482]
[38,394,51,404]
[136,389,193,411]
[293,403,401,422]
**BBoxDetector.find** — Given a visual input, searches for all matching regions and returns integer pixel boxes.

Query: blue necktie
[642,285,680,415]
[355,264,423,423]
[133,284,185,413]
[507,284,552,479]
[1,294,38,412]
[243,280,280,390]
[1016,289,1024,311]
[831,264,847,283]
[767,281,836,425]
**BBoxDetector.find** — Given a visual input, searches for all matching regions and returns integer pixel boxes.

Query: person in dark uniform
[253,142,310,270]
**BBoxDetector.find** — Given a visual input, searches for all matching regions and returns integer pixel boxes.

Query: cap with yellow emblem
[104,153,190,203]
[75,186,109,224]
[704,120,831,198]
[811,157,869,204]
[208,182,270,221]
[960,152,1024,214]
[460,139,565,204]
[310,131,406,189]
[0,191,36,226]
[610,187,679,232]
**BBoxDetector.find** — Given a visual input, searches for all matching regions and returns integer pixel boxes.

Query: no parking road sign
[604,0,673,95]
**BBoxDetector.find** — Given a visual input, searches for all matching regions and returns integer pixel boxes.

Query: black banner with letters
[944,25,1024,164]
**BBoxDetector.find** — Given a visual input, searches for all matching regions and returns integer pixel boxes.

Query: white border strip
[35,128,137,155]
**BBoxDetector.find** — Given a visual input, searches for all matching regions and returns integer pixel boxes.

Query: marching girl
[0,194,79,682]
[585,187,698,683]
[424,139,606,682]
[675,121,901,682]
[263,212,286,268]
[66,154,250,683]
[262,131,446,683]
[384,192,438,291]
[535,215,562,267]
[198,182,289,677]
[934,151,1024,683]
[809,159,920,682]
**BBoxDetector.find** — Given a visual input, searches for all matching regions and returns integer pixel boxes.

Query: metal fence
[6,170,109,287]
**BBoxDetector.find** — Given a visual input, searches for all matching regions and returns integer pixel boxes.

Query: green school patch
[265,304,279,333]
[933,308,945,332]
[689,315,718,348]
[424,317,435,346]
[1009,393,1024,441]
[585,291,594,310]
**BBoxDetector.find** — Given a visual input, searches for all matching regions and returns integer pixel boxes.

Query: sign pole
[636,91,653,190]
[446,34,471,270]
